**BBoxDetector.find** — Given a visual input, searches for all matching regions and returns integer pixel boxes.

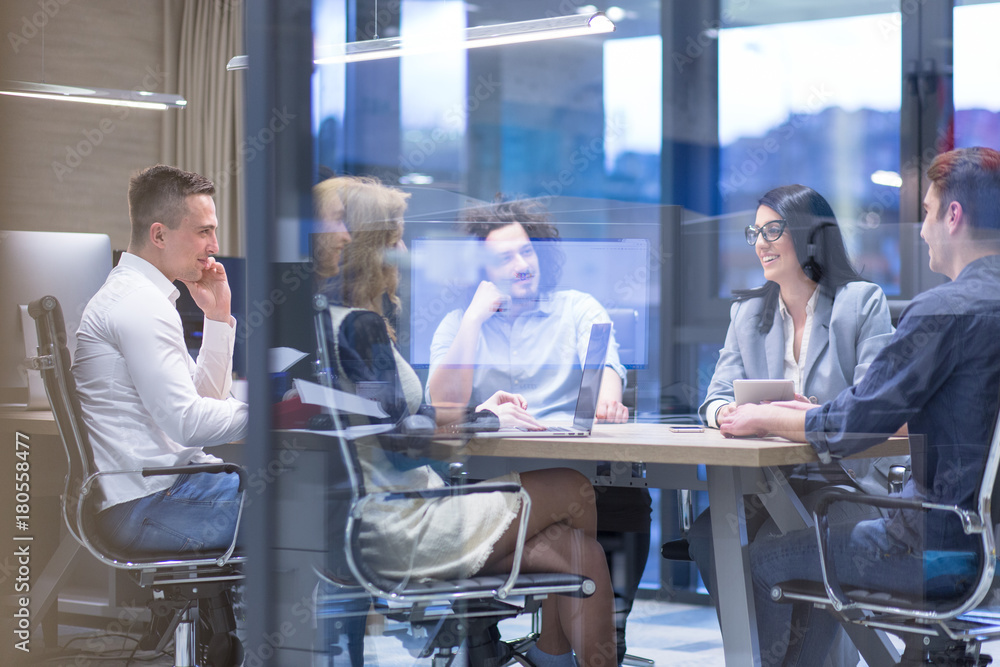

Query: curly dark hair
[459,198,565,294]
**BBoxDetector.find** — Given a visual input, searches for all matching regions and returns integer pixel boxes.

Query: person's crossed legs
[481,468,617,667]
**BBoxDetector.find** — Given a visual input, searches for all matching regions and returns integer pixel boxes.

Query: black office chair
[27,295,246,667]
[773,399,1000,667]
[311,305,597,667]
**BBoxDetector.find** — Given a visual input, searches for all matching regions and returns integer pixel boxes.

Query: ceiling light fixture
[227,12,615,70]
[0,80,187,110]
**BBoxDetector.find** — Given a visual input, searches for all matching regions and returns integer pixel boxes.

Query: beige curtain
[162,0,245,256]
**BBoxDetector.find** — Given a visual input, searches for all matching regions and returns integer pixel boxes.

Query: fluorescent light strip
[228,12,615,70]
[0,81,187,110]
[871,170,903,188]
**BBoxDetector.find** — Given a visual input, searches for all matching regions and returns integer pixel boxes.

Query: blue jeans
[95,471,241,555]
[749,513,967,667]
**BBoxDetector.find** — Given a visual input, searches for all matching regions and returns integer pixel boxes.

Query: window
[717,10,903,297]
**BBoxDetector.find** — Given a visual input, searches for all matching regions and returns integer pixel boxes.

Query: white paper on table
[269,347,309,373]
[293,378,389,418]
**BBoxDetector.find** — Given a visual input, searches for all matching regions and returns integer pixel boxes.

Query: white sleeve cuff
[705,399,730,429]
[201,316,237,355]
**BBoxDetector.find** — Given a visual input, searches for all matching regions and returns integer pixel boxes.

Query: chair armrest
[810,488,984,614]
[814,488,983,534]
[82,463,248,567]
[376,482,521,502]
[142,463,248,492]
[815,488,929,515]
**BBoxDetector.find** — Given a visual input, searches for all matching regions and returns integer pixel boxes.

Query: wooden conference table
[4,410,907,665]
[460,422,909,667]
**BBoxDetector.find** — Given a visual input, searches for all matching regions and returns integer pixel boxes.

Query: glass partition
[250,1,990,661]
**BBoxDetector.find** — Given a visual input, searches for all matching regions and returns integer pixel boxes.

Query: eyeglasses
[745,220,787,246]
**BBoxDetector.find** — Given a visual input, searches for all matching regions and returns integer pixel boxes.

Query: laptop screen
[573,323,612,431]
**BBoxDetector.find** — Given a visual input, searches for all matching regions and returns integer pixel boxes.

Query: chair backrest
[312,304,374,588]
[943,390,1000,616]
[312,304,448,596]
[606,307,638,364]
[27,296,96,545]
[983,389,1000,540]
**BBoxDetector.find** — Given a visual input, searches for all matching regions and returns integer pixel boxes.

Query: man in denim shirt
[720,146,1000,666]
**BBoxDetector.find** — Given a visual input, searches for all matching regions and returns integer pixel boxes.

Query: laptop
[473,322,611,438]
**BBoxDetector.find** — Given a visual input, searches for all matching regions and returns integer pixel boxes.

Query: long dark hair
[733,185,864,335]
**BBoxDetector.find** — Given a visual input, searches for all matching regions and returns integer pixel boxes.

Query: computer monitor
[0,230,112,407]
[407,236,651,368]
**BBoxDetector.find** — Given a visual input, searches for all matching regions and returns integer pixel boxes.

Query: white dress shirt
[777,286,819,395]
[73,252,248,510]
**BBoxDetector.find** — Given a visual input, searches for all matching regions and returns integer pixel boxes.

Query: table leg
[707,465,761,667]
[29,533,82,638]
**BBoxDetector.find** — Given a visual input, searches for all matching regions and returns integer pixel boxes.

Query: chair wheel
[206,630,243,667]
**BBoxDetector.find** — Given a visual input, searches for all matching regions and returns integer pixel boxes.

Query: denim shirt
[806,254,1000,550]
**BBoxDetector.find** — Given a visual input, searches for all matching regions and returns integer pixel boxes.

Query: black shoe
[660,538,692,561]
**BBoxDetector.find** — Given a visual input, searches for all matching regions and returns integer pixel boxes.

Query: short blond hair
[128,165,214,249]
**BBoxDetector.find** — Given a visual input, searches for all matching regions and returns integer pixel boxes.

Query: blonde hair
[323,176,410,337]
[313,178,345,223]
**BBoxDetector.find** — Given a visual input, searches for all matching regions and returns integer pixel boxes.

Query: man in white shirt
[74,165,248,555]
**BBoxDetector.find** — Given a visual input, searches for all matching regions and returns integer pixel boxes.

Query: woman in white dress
[314,175,615,667]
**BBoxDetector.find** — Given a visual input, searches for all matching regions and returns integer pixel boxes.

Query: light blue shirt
[428,289,625,420]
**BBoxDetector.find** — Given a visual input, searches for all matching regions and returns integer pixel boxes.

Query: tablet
[733,379,795,406]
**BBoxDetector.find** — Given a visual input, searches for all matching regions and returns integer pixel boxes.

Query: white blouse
[777,286,819,396]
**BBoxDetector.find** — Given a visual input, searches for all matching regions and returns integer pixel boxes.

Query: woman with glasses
[703,183,894,427]
[683,184,899,666]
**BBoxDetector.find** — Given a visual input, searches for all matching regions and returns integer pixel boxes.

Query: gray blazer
[700,281,904,495]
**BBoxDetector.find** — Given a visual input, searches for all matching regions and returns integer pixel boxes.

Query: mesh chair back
[323,428,365,586]
[312,304,374,589]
